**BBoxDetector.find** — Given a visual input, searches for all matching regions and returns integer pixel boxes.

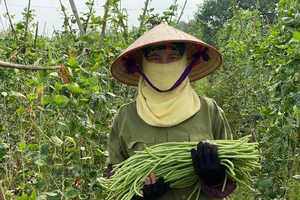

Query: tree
[194,0,279,46]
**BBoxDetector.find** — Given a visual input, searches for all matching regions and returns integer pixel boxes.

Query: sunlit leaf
[19,141,27,150]
[1,92,8,97]
[68,57,77,67]
[106,92,116,97]
[293,31,300,40]
[293,104,300,114]
[66,83,86,93]
[51,136,64,146]
[41,96,51,105]
[53,95,69,107]
[16,106,26,115]
[65,136,76,147]
[49,72,59,77]
[11,91,26,98]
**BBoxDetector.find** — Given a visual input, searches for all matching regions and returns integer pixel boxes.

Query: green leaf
[51,136,64,146]
[293,104,300,114]
[11,91,26,98]
[0,143,9,159]
[90,16,102,25]
[65,187,79,199]
[89,76,99,87]
[37,195,47,200]
[53,95,69,107]
[49,72,59,78]
[16,106,26,115]
[66,83,86,93]
[32,155,47,166]
[19,141,27,150]
[68,57,77,67]
[92,85,100,91]
[293,31,300,40]
[27,93,38,101]
[41,96,51,105]
[54,83,63,91]
[106,92,116,97]
[43,190,62,200]
[65,136,76,147]
[1,92,8,97]
[258,178,273,190]
[282,17,295,26]
[40,143,49,155]
[29,190,37,200]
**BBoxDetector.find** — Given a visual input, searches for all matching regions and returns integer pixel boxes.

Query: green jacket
[107,96,234,200]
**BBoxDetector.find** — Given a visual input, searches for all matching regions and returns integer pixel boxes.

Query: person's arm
[201,99,236,198]
[106,110,126,177]
[191,98,236,198]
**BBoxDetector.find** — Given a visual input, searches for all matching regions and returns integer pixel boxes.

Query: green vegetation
[0,0,299,199]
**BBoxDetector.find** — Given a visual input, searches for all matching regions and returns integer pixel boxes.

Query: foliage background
[0,0,299,199]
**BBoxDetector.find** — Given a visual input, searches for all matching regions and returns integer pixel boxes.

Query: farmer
[106,24,236,200]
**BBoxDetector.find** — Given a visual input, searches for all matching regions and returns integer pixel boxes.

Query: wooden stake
[100,0,110,48]
[177,0,188,24]
[139,0,150,30]
[69,0,85,36]
[3,0,18,42]
[0,61,62,70]
[0,181,6,200]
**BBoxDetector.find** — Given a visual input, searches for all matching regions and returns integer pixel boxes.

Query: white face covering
[142,53,188,91]
[136,52,201,127]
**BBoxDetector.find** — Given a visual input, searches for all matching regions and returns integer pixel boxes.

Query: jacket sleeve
[201,98,237,198]
[106,109,126,165]
[211,99,233,140]
[201,180,237,198]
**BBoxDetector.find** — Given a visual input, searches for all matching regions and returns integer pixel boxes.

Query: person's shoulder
[199,96,224,113]
[117,100,137,115]
[199,96,218,107]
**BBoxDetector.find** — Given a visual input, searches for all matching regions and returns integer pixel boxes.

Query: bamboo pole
[100,0,110,48]
[139,0,150,30]
[0,61,62,70]
[3,0,18,42]
[69,0,85,36]
[0,181,6,200]
[34,22,39,47]
[177,0,188,24]
[23,0,32,41]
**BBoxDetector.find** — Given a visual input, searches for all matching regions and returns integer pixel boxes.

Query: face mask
[142,53,188,91]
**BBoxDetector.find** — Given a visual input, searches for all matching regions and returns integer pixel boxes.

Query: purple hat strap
[123,47,210,92]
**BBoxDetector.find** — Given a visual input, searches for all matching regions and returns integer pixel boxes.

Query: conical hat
[110,24,222,86]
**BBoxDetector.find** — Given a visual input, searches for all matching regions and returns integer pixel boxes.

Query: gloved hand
[143,177,170,200]
[191,141,226,187]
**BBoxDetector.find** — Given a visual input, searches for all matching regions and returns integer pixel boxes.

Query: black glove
[191,142,226,187]
[143,177,170,200]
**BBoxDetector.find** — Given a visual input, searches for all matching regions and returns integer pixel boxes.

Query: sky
[0,0,203,36]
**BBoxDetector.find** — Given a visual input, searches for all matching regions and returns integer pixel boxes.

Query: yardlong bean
[99,135,260,199]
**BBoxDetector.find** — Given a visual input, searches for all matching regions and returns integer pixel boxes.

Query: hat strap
[125,47,210,92]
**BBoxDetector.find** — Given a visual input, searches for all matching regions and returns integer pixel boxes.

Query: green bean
[100,135,261,199]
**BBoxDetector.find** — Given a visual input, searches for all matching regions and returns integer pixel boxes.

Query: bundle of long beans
[99,135,260,200]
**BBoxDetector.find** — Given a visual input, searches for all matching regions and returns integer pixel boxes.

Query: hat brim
[110,24,222,86]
